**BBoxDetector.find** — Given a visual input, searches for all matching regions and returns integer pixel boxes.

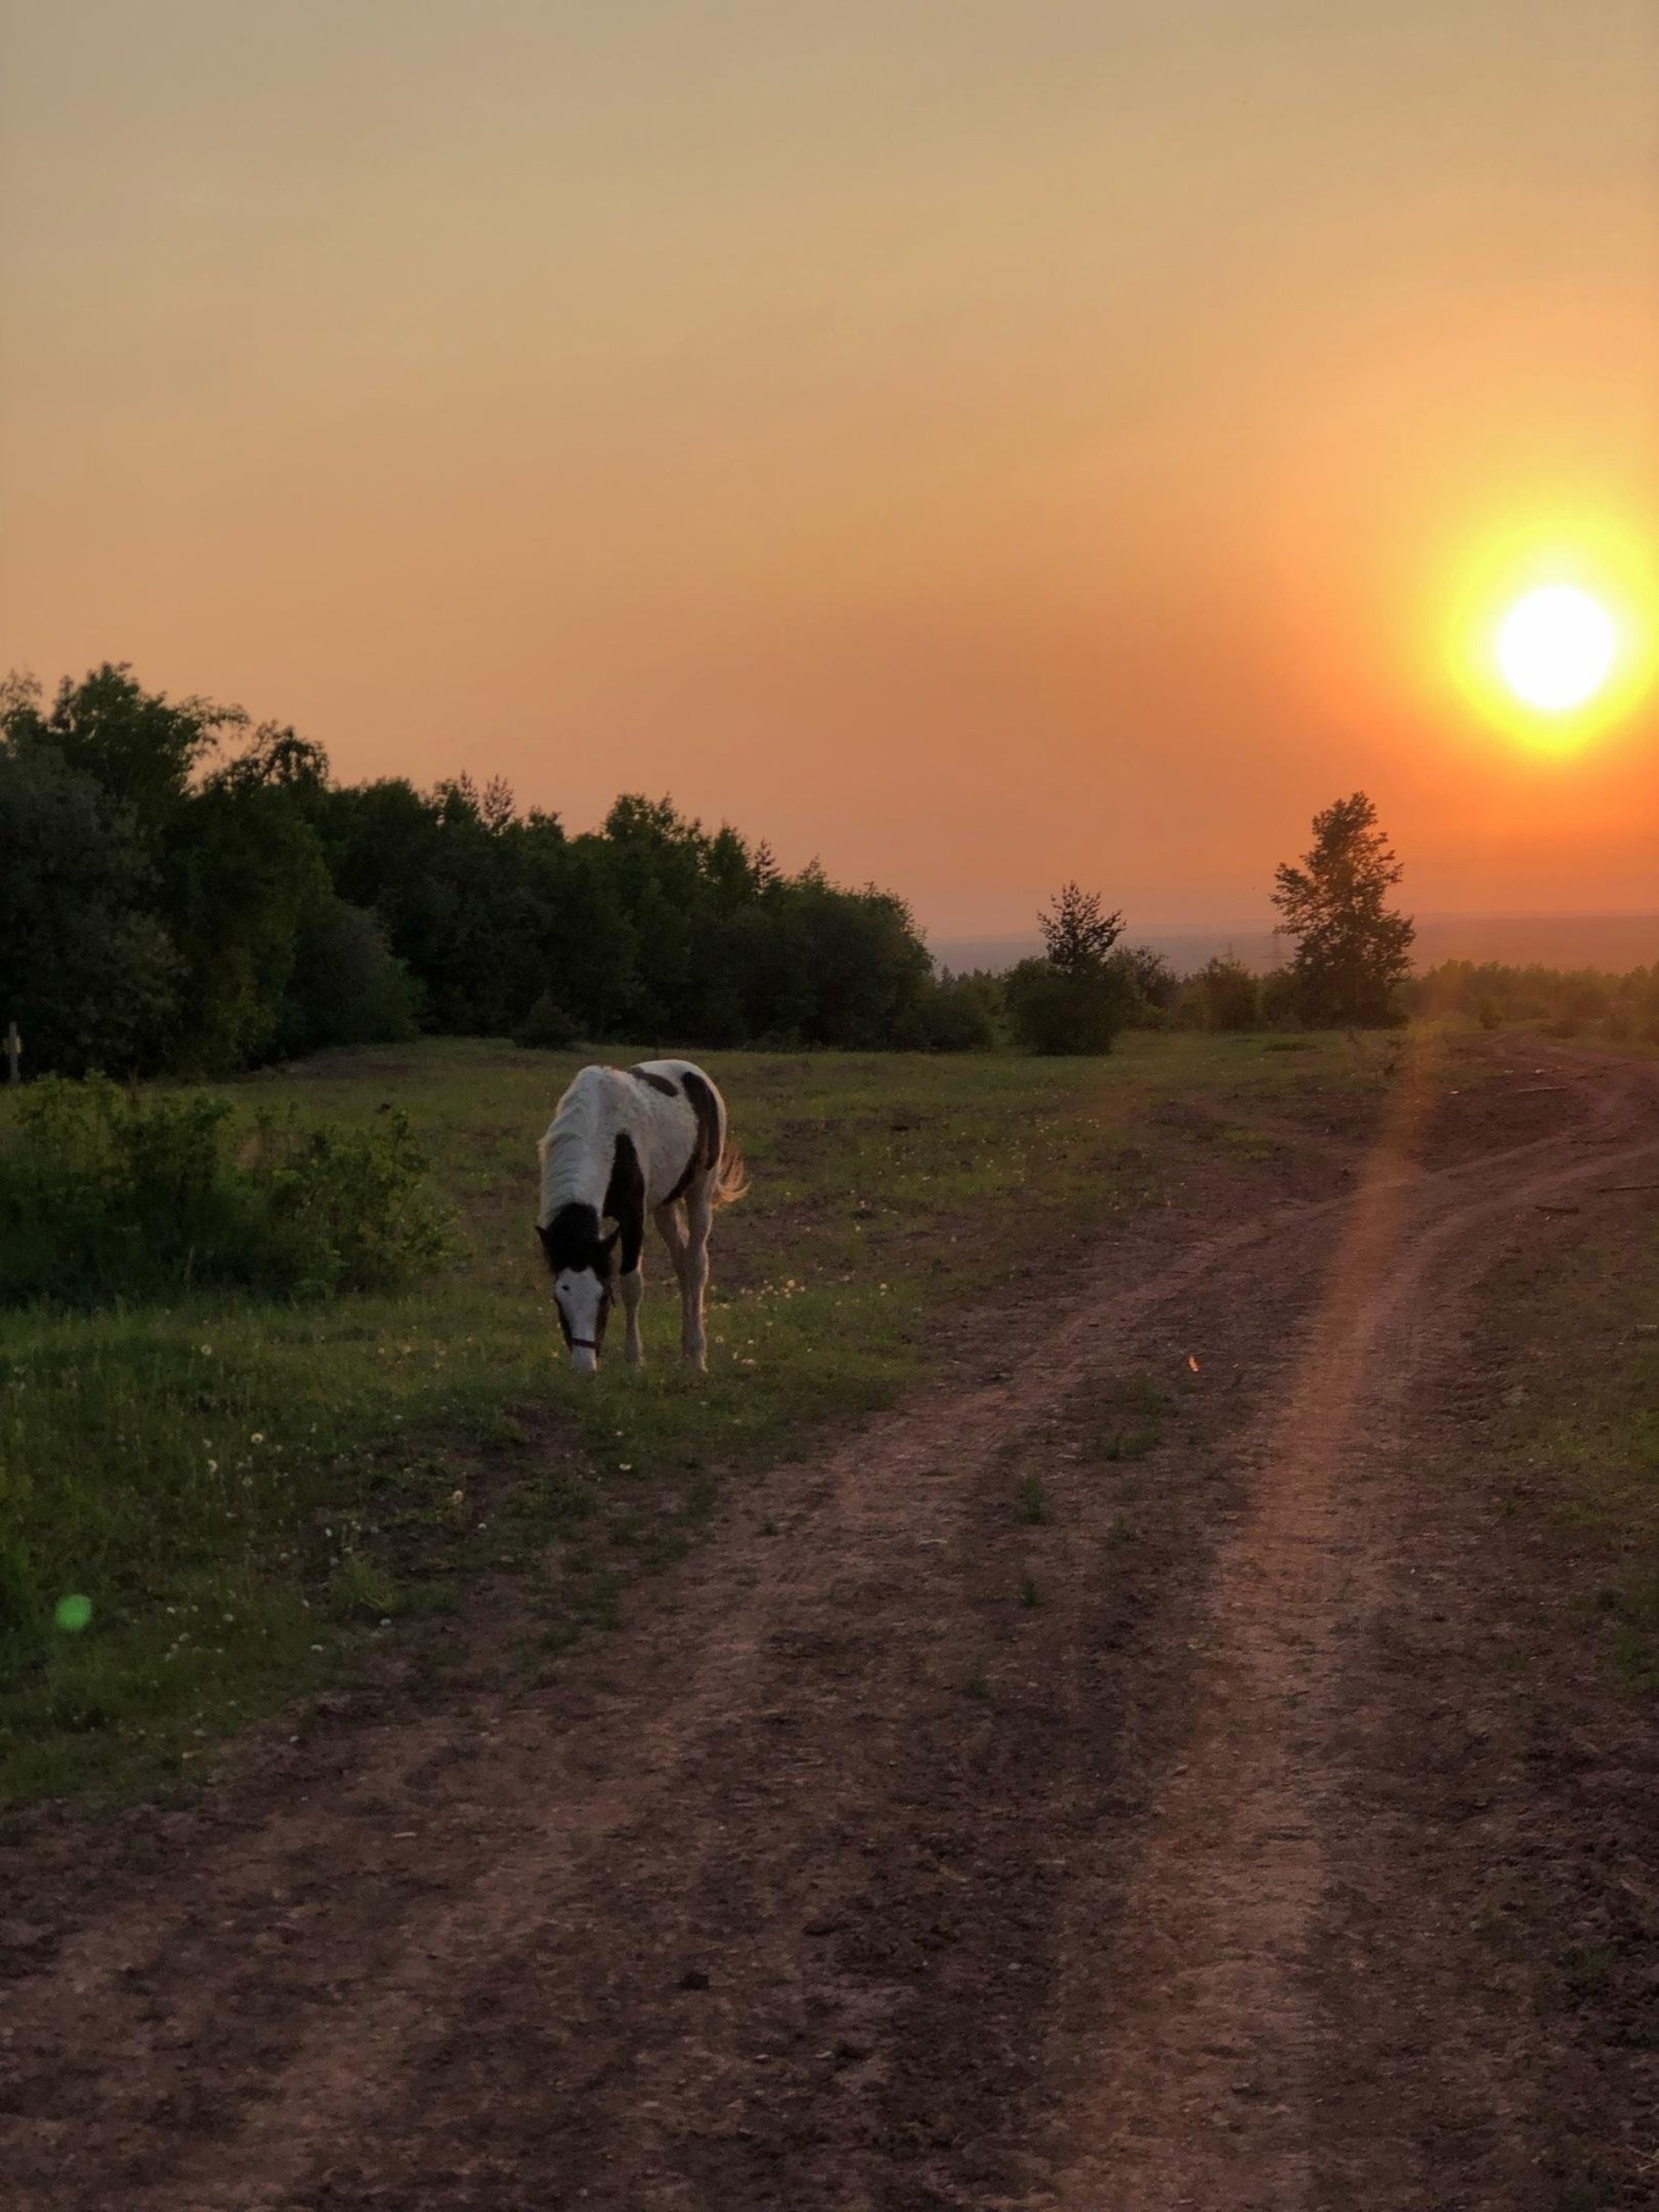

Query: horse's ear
[535,1222,556,1262]
[601,1227,620,1265]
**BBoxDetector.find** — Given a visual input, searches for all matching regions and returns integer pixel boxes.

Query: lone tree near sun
[1272,791,1414,1027]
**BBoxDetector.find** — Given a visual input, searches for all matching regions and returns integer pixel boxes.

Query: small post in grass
[4,1021,18,1084]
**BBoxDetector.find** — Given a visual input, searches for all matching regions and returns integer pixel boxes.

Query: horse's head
[537,1209,619,1374]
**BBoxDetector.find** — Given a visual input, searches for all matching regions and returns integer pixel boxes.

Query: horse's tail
[714,1135,749,1207]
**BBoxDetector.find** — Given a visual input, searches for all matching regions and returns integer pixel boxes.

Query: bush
[906,970,1001,1052]
[1258,968,1302,1030]
[0,1076,445,1306]
[513,991,581,1050]
[253,1109,448,1296]
[1180,955,1262,1032]
[1109,946,1179,1027]
[1004,958,1129,1055]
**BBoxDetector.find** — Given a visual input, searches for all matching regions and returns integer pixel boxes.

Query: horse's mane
[537,1067,613,1218]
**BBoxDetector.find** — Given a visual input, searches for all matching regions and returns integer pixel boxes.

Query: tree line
[1,665,967,1077]
[1408,961,1659,1044]
[1,664,1419,1077]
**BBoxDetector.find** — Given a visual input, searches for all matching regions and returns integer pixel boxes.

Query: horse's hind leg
[654,1200,696,1369]
[680,1179,714,1371]
[619,1257,645,1368]
[654,1198,690,1287]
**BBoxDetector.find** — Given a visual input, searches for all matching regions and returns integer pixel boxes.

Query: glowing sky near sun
[2,2,1656,935]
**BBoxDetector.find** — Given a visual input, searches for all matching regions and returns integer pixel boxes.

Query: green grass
[1080,1370,1178,1465]
[0,1030,1367,1804]
[1488,1223,1659,1690]
[1014,1472,1052,1525]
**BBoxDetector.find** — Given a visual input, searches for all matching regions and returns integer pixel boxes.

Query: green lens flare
[54,1593,93,1633]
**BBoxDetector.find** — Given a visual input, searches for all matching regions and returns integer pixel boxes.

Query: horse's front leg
[618,1264,645,1369]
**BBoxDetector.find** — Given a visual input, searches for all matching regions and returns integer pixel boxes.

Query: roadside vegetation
[1412,958,1659,1046]
[1487,1208,1659,1690]
[1459,1142,1659,2206]
[0,1074,444,1306]
[0,1031,1369,1806]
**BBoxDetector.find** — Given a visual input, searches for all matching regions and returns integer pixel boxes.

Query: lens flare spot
[54,1593,93,1633]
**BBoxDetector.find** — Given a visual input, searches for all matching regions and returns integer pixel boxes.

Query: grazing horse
[536,1059,747,1374]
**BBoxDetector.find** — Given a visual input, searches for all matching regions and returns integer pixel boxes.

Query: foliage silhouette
[2,665,964,1074]
[1271,792,1414,1027]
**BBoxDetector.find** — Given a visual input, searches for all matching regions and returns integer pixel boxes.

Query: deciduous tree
[1271,791,1414,1026]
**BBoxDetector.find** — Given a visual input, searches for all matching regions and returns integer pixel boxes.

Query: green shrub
[1191,955,1262,1032]
[512,991,581,1050]
[1004,957,1129,1054]
[327,1554,404,1621]
[0,1076,445,1306]
[1258,968,1302,1029]
[252,1109,448,1297]
[1110,946,1179,1027]
[908,970,1002,1051]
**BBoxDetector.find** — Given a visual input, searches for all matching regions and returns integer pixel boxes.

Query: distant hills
[932,914,1659,978]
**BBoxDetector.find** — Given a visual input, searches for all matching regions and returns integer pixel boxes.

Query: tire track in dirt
[1039,1039,1659,2211]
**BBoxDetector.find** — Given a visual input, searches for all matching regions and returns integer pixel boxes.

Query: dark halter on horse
[554,1279,613,1357]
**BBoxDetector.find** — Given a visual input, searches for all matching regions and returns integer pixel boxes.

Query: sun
[1496,583,1618,713]
[1436,507,1656,750]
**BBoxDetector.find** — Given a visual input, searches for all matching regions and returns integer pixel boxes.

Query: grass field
[0,1032,1374,1805]
[1487,1211,1659,1692]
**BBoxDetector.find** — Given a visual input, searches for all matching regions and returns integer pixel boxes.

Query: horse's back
[543,1058,732,1207]
[631,1058,725,1112]
[630,1060,727,1191]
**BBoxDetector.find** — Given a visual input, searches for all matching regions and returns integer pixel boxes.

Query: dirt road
[4,1035,1657,2209]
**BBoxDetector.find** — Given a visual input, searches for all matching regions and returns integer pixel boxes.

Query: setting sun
[1497,584,1618,712]
[1439,507,1657,756]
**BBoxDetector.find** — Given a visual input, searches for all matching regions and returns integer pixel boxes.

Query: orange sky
[3,3,1656,936]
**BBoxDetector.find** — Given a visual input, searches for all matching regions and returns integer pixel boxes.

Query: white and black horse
[536,1059,747,1374]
